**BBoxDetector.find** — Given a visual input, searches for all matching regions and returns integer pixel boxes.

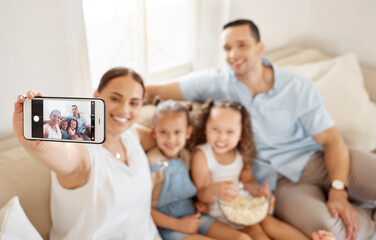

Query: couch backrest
[264,46,376,104]
[362,66,376,103]
[0,137,51,239]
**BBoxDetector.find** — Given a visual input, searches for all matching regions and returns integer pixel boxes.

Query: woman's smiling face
[96,75,144,136]
[49,111,61,126]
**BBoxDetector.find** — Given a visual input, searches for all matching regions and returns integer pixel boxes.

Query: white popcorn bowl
[216,183,270,226]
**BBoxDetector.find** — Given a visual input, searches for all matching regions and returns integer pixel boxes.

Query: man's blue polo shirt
[179,58,334,190]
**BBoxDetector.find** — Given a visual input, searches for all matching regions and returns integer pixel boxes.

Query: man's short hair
[71,105,78,109]
[223,19,260,42]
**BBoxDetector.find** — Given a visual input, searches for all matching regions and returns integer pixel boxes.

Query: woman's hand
[13,91,43,147]
[176,213,201,234]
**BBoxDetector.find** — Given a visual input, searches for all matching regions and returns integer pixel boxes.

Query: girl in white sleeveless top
[13,67,161,240]
[190,100,335,240]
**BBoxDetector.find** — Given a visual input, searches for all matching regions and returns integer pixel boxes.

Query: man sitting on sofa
[64,105,91,140]
[146,19,376,240]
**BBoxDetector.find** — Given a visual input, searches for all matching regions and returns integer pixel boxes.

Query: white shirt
[44,123,62,139]
[50,127,161,240]
[68,127,75,135]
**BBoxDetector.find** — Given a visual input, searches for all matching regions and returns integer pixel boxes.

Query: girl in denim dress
[147,100,251,240]
[59,119,69,139]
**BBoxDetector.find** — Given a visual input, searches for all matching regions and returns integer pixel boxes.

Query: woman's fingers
[13,91,43,144]
[17,94,25,102]
[26,90,42,99]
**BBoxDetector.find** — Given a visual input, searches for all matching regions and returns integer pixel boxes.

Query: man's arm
[313,126,360,240]
[145,82,184,103]
[313,126,350,185]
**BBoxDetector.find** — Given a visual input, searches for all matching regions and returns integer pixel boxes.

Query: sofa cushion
[269,48,330,66]
[137,101,203,129]
[283,53,376,152]
[266,47,376,105]
[362,66,376,103]
[0,137,51,239]
[0,196,43,240]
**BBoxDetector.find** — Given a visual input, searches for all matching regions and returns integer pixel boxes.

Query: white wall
[303,0,376,69]
[229,0,376,69]
[229,0,311,53]
[193,0,231,70]
[0,0,91,140]
[1,0,375,140]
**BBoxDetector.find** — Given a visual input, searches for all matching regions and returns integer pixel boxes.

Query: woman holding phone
[13,67,161,240]
[43,109,62,139]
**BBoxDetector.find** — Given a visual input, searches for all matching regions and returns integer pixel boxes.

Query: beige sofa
[1,47,375,239]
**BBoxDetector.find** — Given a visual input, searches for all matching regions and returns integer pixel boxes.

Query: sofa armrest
[0,137,51,239]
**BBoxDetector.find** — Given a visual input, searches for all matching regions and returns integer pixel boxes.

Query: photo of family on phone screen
[42,100,94,141]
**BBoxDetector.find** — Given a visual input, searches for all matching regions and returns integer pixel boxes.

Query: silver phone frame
[23,96,106,144]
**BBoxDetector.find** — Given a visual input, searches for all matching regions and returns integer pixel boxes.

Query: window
[82,0,194,88]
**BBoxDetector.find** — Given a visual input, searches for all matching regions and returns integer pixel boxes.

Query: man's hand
[327,189,360,240]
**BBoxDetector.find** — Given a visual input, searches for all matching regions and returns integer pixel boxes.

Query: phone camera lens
[33,115,40,122]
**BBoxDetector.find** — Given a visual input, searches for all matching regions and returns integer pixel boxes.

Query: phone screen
[31,99,96,141]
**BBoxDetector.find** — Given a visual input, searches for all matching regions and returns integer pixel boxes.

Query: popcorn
[219,195,269,226]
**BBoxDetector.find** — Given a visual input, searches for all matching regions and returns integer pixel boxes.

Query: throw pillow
[0,196,43,240]
[284,53,376,152]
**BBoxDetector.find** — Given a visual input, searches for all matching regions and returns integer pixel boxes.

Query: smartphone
[23,96,106,144]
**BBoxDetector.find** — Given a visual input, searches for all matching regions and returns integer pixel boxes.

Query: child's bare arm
[240,165,272,196]
[239,165,258,184]
[191,149,237,203]
[191,149,215,203]
[151,209,200,234]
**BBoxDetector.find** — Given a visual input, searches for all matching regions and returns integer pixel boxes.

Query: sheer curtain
[64,0,92,97]
[82,0,195,86]
[193,0,231,71]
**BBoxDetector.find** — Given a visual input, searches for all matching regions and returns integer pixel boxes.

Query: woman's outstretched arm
[13,91,91,189]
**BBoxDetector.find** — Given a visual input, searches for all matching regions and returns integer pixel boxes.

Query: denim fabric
[158,214,215,240]
[152,159,196,208]
[150,158,215,238]
[61,130,69,139]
